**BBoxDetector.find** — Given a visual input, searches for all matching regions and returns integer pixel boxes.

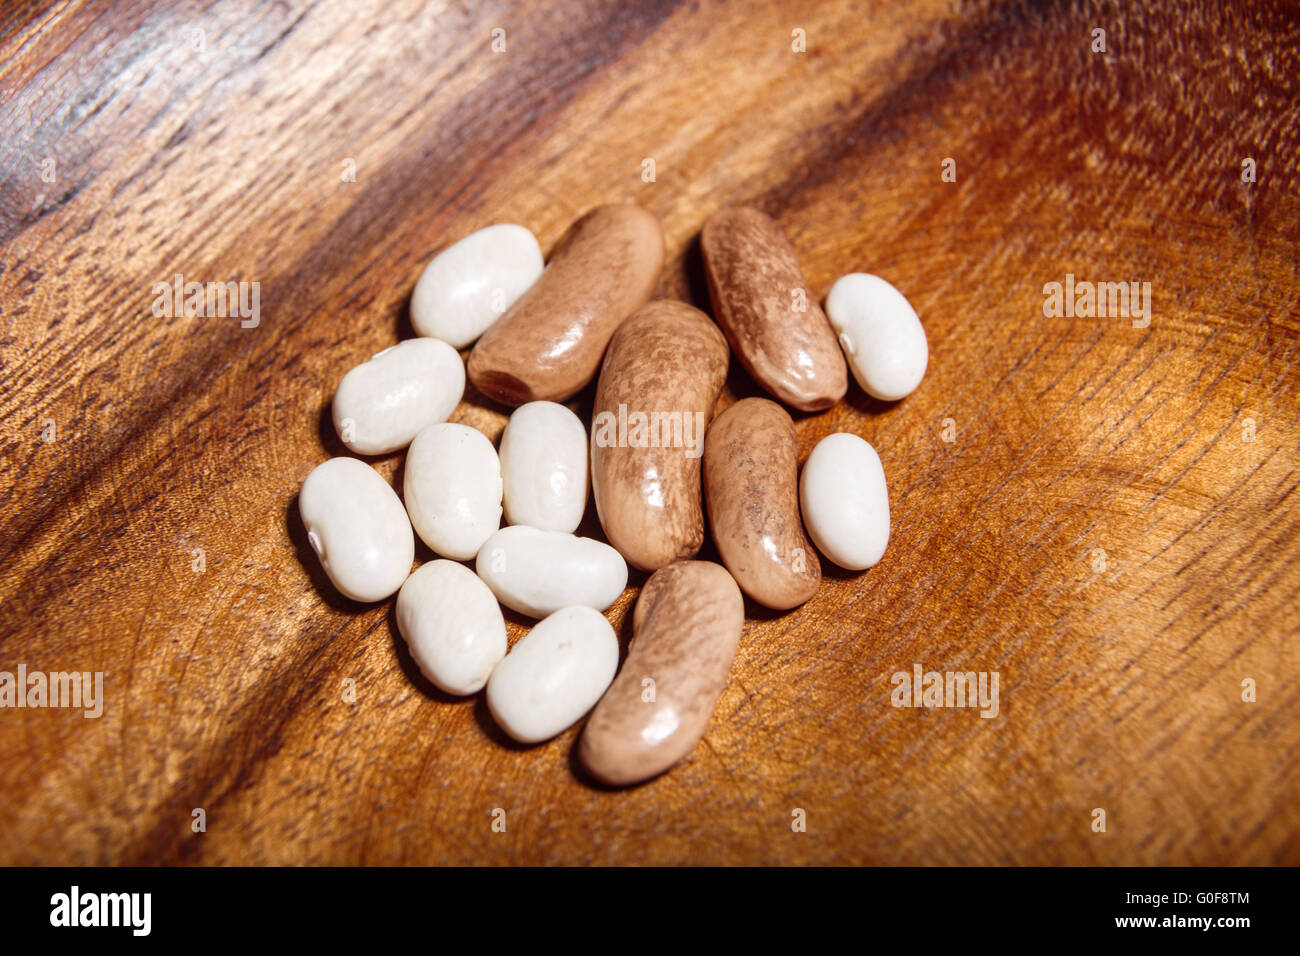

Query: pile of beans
[299,203,927,786]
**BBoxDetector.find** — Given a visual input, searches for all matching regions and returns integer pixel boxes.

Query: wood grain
[1,0,1297,865]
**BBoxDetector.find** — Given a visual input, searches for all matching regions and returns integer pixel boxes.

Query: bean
[703,397,820,609]
[404,423,502,561]
[701,206,846,411]
[486,605,619,744]
[579,560,743,785]
[299,457,413,602]
[410,223,544,348]
[825,273,928,401]
[499,401,588,533]
[800,432,890,570]
[467,204,664,405]
[476,525,627,619]
[331,338,465,455]
[395,560,507,695]
[590,300,729,571]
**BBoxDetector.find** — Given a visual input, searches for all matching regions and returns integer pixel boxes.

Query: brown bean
[467,204,664,405]
[703,397,820,608]
[590,300,729,571]
[701,206,847,411]
[579,560,743,786]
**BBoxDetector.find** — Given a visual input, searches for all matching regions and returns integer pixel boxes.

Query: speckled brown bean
[579,560,743,786]
[590,300,730,571]
[701,206,847,411]
[703,397,821,609]
[467,204,664,406]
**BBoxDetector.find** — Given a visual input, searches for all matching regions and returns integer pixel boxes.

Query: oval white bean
[499,401,588,533]
[486,606,619,743]
[825,273,928,401]
[396,560,506,695]
[799,432,890,571]
[299,457,413,601]
[475,525,627,619]
[410,223,544,348]
[332,338,465,455]
[404,423,503,561]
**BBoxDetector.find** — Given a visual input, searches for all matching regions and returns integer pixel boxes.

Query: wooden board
[1,0,1297,865]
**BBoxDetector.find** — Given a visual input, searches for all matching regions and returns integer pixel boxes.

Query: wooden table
[2,0,1297,865]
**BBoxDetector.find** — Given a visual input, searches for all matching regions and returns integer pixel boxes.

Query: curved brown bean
[579,560,743,786]
[590,300,730,571]
[703,397,820,609]
[701,206,847,411]
[467,204,664,406]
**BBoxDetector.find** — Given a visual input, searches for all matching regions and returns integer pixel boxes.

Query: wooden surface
[1,0,1298,865]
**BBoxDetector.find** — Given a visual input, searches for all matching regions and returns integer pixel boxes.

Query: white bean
[486,606,619,743]
[825,273,928,401]
[799,433,890,571]
[332,338,465,455]
[410,223,544,348]
[404,423,503,561]
[299,457,413,601]
[499,401,588,533]
[396,560,506,695]
[475,525,627,619]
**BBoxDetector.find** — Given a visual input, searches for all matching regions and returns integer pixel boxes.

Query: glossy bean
[410,223,544,348]
[331,338,465,455]
[580,561,743,785]
[590,300,729,571]
[467,204,664,405]
[800,432,890,570]
[475,525,627,619]
[499,401,588,533]
[701,206,846,411]
[486,606,619,744]
[703,397,820,609]
[825,273,928,401]
[299,457,414,602]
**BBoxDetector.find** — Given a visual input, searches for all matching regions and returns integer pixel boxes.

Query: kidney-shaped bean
[703,397,820,609]
[590,300,729,571]
[467,204,664,406]
[580,560,743,786]
[701,206,846,411]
